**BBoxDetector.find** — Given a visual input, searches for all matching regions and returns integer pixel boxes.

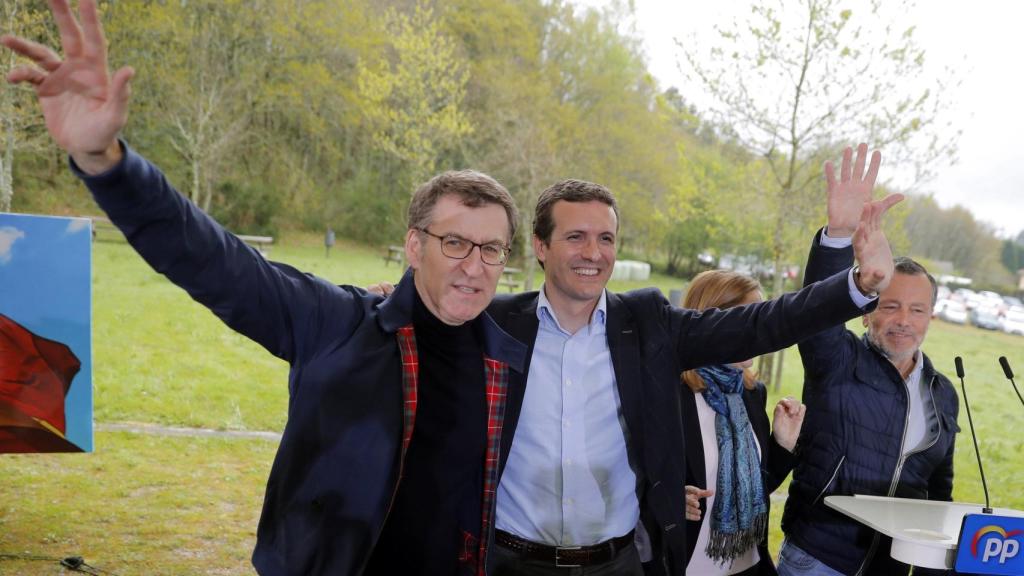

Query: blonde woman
[680,271,805,575]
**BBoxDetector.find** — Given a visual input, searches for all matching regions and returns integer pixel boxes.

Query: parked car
[1000,308,1024,336]
[969,308,1002,331]
[954,288,977,301]
[936,300,968,324]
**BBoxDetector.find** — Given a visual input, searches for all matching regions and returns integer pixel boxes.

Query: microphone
[954,356,992,514]
[999,356,1024,409]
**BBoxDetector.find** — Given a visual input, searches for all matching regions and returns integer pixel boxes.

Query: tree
[678,0,958,387]
[441,0,561,288]
[1001,239,1024,276]
[357,0,472,185]
[105,0,263,213]
[0,0,51,212]
[902,194,1010,287]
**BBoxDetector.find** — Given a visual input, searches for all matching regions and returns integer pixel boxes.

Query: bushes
[209,180,282,237]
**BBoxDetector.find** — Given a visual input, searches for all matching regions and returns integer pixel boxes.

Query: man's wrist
[71,141,123,176]
[852,265,879,298]
[825,224,855,239]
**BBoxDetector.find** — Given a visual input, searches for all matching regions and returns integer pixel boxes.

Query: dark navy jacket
[782,231,960,576]
[76,145,528,576]
[488,276,869,576]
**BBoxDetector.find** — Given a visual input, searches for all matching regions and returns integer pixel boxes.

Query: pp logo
[973,525,1024,564]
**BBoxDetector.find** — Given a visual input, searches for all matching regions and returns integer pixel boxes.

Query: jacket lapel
[742,385,770,458]
[495,297,540,478]
[606,292,645,468]
[681,389,706,487]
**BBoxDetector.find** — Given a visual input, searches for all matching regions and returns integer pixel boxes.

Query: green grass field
[1,235,1022,575]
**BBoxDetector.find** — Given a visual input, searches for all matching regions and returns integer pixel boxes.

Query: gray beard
[866,330,916,366]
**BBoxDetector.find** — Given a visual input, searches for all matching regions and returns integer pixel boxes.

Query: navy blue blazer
[487,275,870,576]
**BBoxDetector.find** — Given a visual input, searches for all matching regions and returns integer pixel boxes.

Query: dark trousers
[491,541,644,576]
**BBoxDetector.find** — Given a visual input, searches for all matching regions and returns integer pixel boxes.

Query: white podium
[825,495,1024,569]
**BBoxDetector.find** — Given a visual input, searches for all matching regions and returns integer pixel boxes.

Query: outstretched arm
[2,0,131,174]
[4,1,360,368]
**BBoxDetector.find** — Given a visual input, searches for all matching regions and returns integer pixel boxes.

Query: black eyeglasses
[418,228,511,266]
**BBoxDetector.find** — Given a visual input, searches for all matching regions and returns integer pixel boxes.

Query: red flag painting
[0,314,83,452]
[1,213,93,453]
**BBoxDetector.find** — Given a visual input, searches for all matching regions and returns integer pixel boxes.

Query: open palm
[825,144,882,238]
[1,0,132,163]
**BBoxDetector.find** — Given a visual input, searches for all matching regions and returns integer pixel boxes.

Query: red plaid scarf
[395,325,509,576]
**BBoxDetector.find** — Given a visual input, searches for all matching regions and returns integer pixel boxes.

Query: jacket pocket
[812,454,846,506]
[940,412,961,434]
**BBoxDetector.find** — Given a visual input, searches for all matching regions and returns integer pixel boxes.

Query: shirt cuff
[848,268,877,308]
[820,227,853,248]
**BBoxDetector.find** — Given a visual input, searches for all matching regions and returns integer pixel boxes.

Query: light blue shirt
[495,287,639,546]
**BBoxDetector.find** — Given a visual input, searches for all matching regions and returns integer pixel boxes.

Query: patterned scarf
[697,364,768,564]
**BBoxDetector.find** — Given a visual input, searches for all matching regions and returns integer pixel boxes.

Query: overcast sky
[577,0,1023,239]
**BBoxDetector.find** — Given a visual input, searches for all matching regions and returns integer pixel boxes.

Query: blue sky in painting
[0,213,92,452]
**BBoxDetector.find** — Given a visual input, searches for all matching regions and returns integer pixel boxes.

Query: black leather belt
[495,529,635,568]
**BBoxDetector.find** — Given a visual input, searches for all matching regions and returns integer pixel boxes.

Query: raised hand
[1,0,133,174]
[685,485,713,521]
[852,192,904,295]
[771,396,806,452]
[825,143,882,238]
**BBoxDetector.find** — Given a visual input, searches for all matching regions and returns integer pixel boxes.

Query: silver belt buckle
[554,545,582,568]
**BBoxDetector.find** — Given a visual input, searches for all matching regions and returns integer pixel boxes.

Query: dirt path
[96,421,282,441]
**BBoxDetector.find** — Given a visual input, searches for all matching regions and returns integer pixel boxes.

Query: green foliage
[6,0,1005,297]
[208,180,282,237]
[333,159,411,244]
[1002,238,1024,274]
[0,0,57,212]
[357,0,472,183]
[903,194,1012,286]
[680,0,956,268]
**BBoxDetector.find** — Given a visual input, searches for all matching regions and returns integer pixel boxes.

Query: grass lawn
[2,233,1022,574]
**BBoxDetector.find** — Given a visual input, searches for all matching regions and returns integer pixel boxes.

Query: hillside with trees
[3,0,1019,293]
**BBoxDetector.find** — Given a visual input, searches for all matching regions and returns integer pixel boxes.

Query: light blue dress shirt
[495,287,639,546]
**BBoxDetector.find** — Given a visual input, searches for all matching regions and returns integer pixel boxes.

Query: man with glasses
[1,2,527,575]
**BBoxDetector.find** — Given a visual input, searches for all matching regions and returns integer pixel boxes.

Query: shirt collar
[906,348,925,384]
[536,284,607,335]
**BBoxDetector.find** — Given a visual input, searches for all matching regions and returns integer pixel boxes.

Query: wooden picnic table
[499,266,522,292]
[237,234,274,255]
[384,245,405,267]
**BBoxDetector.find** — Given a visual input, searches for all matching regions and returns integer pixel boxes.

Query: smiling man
[1,2,529,575]
[779,147,959,576]
[484,170,903,575]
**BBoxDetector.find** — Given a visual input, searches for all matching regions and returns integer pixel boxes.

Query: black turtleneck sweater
[364,290,488,575]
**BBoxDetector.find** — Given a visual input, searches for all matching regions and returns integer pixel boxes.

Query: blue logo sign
[956,514,1024,575]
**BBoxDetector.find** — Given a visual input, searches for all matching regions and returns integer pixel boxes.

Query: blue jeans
[777,539,845,576]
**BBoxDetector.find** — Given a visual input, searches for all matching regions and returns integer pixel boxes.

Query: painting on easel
[0,213,92,453]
